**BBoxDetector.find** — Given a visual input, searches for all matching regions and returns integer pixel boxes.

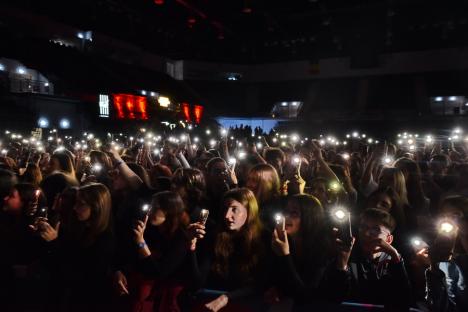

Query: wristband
[137,241,147,249]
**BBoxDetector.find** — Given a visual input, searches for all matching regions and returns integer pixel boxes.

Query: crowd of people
[0,125,467,312]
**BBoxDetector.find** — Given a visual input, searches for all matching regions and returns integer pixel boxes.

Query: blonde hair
[246,164,280,205]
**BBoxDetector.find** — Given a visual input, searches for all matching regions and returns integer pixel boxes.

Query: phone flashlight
[439,220,456,234]
[137,204,151,222]
[228,157,237,166]
[199,209,210,225]
[331,207,352,245]
[292,156,301,164]
[329,181,341,192]
[274,213,285,232]
[342,153,350,160]
[383,157,393,165]
[91,163,103,173]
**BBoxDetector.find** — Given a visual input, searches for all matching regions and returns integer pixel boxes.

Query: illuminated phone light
[409,145,415,151]
[238,151,247,159]
[257,142,263,149]
[407,139,414,144]
[342,153,350,160]
[228,157,237,165]
[440,221,455,234]
[293,156,300,164]
[274,213,284,225]
[383,157,393,165]
[411,238,422,247]
[142,204,150,212]
[329,181,340,191]
[334,210,346,220]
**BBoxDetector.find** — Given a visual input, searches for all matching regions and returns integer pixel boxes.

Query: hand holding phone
[331,208,353,246]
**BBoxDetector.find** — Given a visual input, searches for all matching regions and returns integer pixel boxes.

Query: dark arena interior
[0,1,467,312]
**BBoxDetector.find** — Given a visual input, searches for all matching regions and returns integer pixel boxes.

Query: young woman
[36,183,115,311]
[20,163,43,187]
[188,188,268,312]
[171,168,207,221]
[47,152,78,184]
[245,164,282,227]
[0,183,49,310]
[129,191,191,311]
[394,157,430,216]
[270,194,333,305]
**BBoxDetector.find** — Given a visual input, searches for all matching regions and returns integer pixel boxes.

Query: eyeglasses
[359,223,390,237]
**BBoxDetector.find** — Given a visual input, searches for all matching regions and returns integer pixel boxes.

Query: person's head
[429,154,450,177]
[89,150,112,172]
[0,169,17,210]
[206,157,230,189]
[366,187,399,212]
[149,164,173,188]
[214,188,263,277]
[73,183,111,243]
[246,164,280,205]
[49,152,75,177]
[394,158,421,183]
[221,188,261,233]
[440,195,468,226]
[149,191,189,235]
[284,194,324,240]
[3,183,46,216]
[309,178,329,207]
[41,172,79,209]
[264,148,285,177]
[358,208,396,256]
[171,168,206,212]
[378,167,408,205]
[20,163,43,187]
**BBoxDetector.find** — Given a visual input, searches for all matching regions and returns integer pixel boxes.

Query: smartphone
[410,237,429,254]
[137,204,151,222]
[332,208,352,245]
[431,220,458,262]
[36,206,48,219]
[274,213,285,232]
[199,209,209,225]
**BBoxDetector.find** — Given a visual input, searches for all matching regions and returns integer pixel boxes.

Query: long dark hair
[151,191,189,236]
[286,194,328,263]
[72,183,112,246]
[171,168,206,214]
[212,188,264,279]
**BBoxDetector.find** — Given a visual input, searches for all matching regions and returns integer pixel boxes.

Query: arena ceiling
[5,0,468,63]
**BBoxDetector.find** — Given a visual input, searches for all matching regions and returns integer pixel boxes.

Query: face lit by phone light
[224,199,248,231]
[3,189,22,213]
[284,201,301,236]
[358,217,393,255]
[149,202,166,226]
[74,196,91,221]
